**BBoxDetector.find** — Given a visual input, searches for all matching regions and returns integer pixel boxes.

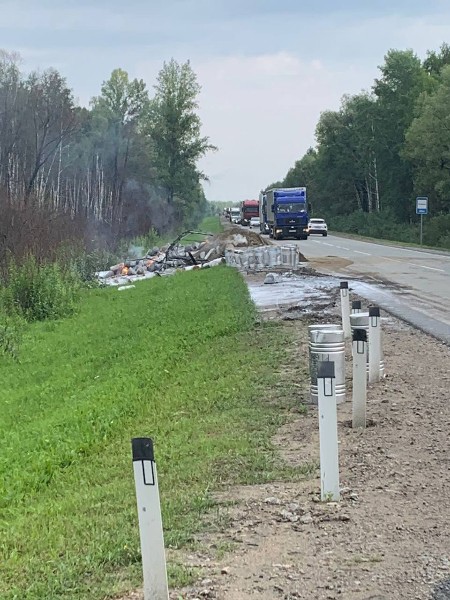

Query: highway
[273,233,450,344]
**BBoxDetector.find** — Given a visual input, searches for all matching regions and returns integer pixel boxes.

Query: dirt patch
[308,256,354,271]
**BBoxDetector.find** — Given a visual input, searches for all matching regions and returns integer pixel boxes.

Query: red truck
[240,199,259,226]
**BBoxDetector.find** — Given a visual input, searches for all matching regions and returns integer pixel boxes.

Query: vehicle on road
[240,199,259,226]
[308,218,328,236]
[259,191,270,234]
[262,187,309,240]
[249,216,260,229]
[230,207,241,224]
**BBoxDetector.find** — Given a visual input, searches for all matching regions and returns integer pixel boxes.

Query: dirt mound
[215,226,270,247]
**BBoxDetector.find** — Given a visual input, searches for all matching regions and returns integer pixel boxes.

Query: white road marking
[316,238,448,273]
[409,263,445,272]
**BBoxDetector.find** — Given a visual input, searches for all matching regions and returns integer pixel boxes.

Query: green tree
[423,43,450,78]
[90,69,150,225]
[404,65,450,214]
[92,68,148,126]
[373,49,434,219]
[147,59,217,223]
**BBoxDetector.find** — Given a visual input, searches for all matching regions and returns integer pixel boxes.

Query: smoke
[127,244,145,258]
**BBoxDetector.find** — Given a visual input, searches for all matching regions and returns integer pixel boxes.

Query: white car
[308,218,328,236]
[249,217,260,228]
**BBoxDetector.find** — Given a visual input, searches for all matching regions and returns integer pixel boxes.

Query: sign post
[416,197,428,246]
[132,438,169,600]
[317,361,340,501]
[352,328,367,429]
[339,281,351,339]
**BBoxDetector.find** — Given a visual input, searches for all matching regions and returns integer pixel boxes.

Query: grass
[126,215,224,254]
[0,264,306,600]
[181,215,224,245]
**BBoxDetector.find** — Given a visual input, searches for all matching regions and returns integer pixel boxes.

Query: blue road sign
[416,197,428,215]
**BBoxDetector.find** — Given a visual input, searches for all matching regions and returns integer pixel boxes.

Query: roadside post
[351,300,362,314]
[352,328,367,428]
[416,196,428,246]
[131,438,169,600]
[317,361,340,501]
[368,307,382,384]
[340,281,351,339]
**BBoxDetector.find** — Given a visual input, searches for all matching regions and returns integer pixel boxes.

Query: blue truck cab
[264,187,309,240]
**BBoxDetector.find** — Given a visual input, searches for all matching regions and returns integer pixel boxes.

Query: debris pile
[96,228,267,287]
[225,244,306,271]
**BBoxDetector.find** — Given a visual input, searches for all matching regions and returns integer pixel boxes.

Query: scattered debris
[117,285,136,292]
[225,244,306,271]
[264,272,282,285]
[96,230,227,286]
[93,221,315,296]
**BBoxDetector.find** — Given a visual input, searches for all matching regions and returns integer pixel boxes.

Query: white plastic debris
[264,272,282,285]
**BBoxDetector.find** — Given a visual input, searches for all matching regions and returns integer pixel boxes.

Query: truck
[259,191,270,234]
[230,207,241,224]
[240,199,259,226]
[263,187,309,240]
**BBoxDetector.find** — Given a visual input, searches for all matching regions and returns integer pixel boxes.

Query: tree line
[0,51,216,266]
[269,44,450,247]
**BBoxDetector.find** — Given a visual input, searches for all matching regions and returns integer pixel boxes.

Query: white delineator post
[340,281,351,339]
[132,438,169,600]
[351,300,362,314]
[352,328,367,429]
[368,306,382,384]
[317,361,340,501]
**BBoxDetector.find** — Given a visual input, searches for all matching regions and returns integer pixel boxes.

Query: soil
[215,225,270,247]
[118,255,450,600]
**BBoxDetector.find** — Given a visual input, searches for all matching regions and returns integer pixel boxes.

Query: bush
[423,214,450,249]
[0,309,26,359]
[328,211,419,243]
[1,256,81,322]
[57,246,118,284]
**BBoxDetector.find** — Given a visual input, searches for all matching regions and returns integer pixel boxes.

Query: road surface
[273,233,450,344]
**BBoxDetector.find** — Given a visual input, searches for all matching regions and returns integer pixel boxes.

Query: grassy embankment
[0,260,310,599]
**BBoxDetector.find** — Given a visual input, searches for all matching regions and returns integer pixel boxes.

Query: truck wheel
[323,232,327,237]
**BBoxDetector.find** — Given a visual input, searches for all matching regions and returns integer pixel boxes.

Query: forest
[0,51,216,268]
[270,44,450,248]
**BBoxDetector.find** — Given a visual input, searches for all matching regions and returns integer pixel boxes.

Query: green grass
[197,216,223,234]
[181,215,223,245]
[126,216,223,254]
[0,265,305,600]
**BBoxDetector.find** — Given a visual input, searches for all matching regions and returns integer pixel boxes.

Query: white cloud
[192,52,376,202]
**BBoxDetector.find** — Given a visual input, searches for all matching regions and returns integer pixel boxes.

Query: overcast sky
[2,0,450,202]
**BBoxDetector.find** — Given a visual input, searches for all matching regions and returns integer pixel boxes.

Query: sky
[2,0,450,202]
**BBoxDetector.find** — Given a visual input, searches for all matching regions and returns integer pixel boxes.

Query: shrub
[327,210,443,246]
[1,256,81,322]
[0,309,26,359]
[57,246,118,284]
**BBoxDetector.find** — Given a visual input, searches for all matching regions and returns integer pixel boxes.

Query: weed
[1,255,81,322]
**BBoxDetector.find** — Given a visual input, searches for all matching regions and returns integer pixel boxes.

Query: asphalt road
[273,232,450,344]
